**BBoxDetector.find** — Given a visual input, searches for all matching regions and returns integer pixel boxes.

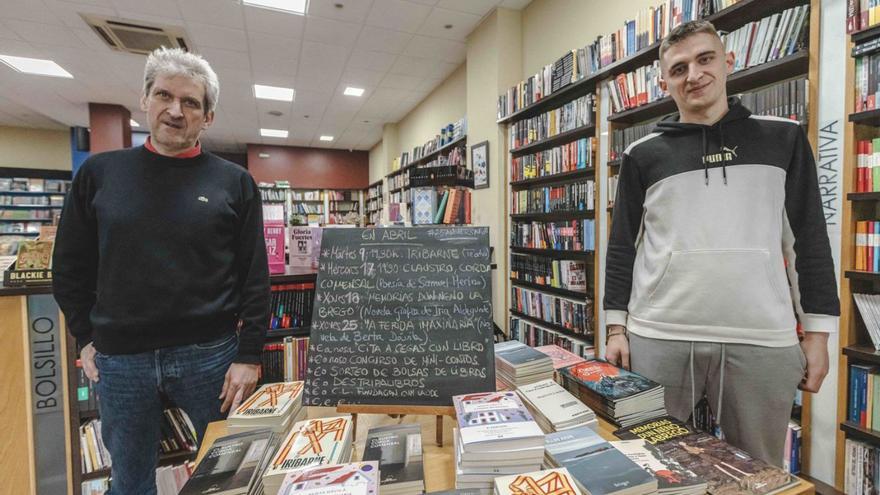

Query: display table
[196,407,815,494]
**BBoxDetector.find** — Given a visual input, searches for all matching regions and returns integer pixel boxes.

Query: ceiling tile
[339,67,386,89]
[5,19,88,48]
[196,46,252,70]
[346,49,397,72]
[248,32,300,61]
[406,0,440,5]
[70,27,112,50]
[243,4,305,37]
[187,22,248,52]
[3,0,67,24]
[417,7,481,40]
[355,26,413,54]
[303,16,361,47]
[111,0,180,16]
[0,20,23,41]
[388,55,438,78]
[251,59,299,81]
[44,0,118,29]
[178,0,244,30]
[435,0,499,16]
[366,0,431,34]
[308,0,374,23]
[500,0,532,9]
[404,35,465,63]
[378,71,423,90]
[425,60,460,79]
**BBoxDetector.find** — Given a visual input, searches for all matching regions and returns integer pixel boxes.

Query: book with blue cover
[412,187,437,225]
[545,426,657,495]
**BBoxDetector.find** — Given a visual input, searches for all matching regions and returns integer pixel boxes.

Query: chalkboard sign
[304,227,495,407]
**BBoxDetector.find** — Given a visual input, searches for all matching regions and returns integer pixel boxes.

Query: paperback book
[362,424,425,495]
[277,461,380,495]
[179,429,275,495]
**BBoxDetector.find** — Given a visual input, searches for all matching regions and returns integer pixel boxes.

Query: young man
[53,48,270,494]
[603,20,839,465]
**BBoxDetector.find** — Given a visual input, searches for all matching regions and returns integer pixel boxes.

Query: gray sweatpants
[629,332,806,467]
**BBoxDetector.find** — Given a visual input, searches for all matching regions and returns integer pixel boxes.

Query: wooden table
[196,407,814,494]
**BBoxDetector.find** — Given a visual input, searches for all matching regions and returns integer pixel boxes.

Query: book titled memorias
[611,439,707,495]
[179,428,274,495]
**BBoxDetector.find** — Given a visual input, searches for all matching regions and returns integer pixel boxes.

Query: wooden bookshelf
[510,210,595,222]
[509,278,588,300]
[509,310,594,343]
[607,50,809,125]
[510,124,597,156]
[836,9,879,489]
[509,246,594,260]
[402,134,467,168]
[496,0,809,125]
[510,168,595,188]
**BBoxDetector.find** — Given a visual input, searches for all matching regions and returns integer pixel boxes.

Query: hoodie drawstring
[690,342,727,435]
[700,128,709,186]
[689,342,697,429]
[719,121,728,185]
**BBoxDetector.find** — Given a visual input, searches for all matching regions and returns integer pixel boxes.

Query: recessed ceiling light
[343,86,365,97]
[268,110,283,117]
[243,0,308,15]
[444,24,453,29]
[130,119,140,127]
[319,135,334,142]
[261,128,289,138]
[254,84,295,102]
[0,55,73,78]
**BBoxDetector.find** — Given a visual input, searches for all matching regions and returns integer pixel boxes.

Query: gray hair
[143,47,219,113]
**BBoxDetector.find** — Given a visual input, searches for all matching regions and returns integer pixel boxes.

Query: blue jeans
[95,333,237,494]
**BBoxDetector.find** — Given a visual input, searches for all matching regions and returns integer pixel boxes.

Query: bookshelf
[836,20,880,489]
[386,130,471,225]
[0,171,69,239]
[364,179,383,226]
[502,68,599,357]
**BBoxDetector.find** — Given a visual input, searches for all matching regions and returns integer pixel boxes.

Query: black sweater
[52,146,270,363]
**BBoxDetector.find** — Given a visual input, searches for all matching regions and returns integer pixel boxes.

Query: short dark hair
[659,20,721,60]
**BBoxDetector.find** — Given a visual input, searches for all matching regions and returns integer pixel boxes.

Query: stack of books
[227,381,306,434]
[276,461,380,495]
[362,424,425,495]
[494,467,582,495]
[561,359,666,427]
[180,428,280,495]
[494,340,555,388]
[534,345,587,383]
[544,426,658,495]
[261,415,354,495]
[616,416,796,495]
[516,379,597,433]
[453,391,546,494]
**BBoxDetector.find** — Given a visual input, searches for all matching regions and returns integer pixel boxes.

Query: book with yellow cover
[227,381,305,434]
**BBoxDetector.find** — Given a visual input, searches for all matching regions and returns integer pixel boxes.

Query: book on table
[516,378,597,432]
[276,461,379,495]
[362,423,425,495]
[179,429,276,495]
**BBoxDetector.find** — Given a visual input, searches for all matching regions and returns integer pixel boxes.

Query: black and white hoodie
[604,97,839,346]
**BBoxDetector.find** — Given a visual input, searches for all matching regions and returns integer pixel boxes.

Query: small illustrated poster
[288,227,322,270]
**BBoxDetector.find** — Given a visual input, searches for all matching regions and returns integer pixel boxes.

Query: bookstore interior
[2,0,878,494]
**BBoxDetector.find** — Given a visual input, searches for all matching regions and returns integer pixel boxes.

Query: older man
[53,47,269,493]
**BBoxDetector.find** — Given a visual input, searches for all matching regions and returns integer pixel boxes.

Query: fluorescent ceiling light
[130,119,139,127]
[319,135,334,142]
[243,0,308,15]
[254,84,295,102]
[343,86,364,97]
[261,128,289,138]
[0,55,73,78]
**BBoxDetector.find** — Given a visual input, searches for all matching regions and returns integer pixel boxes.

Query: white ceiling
[0,0,531,152]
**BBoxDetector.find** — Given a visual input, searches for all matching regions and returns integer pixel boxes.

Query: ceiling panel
[243,4,305,37]
[365,0,432,34]
[303,16,361,47]
[356,26,413,54]
[2,0,67,24]
[345,49,398,73]
[4,18,87,48]
[308,0,375,23]
[187,22,249,52]
[435,0,500,16]
[417,7,481,40]
[178,0,245,30]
